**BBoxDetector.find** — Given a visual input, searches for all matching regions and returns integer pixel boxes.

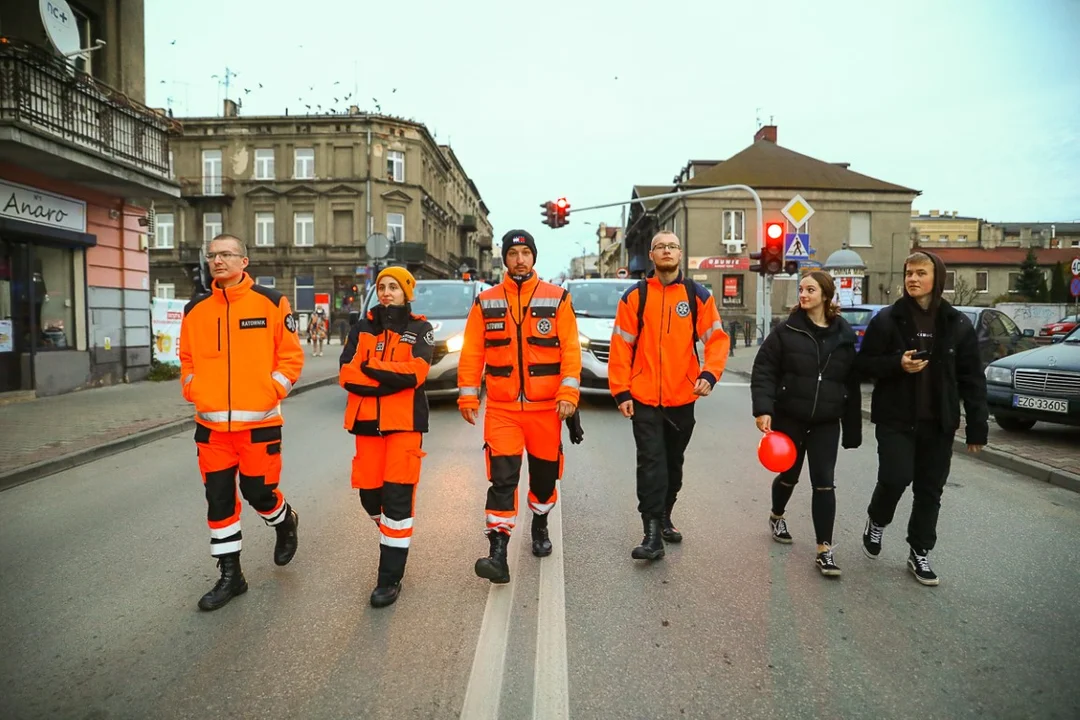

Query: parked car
[355,278,493,398]
[1039,313,1080,338]
[562,278,637,396]
[984,324,1080,430]
[952,306,1039,369]
[839,304,887,352]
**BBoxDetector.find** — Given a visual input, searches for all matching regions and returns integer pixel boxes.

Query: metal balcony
[178,176,236,204]
[0,37,181,199]
[391,242,428,264]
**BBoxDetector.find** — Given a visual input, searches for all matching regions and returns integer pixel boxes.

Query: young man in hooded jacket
[855,251,988,586]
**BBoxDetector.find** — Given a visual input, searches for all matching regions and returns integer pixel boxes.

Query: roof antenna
[755,107,762,129]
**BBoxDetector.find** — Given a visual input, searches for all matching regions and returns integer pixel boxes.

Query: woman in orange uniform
[339,267,433,607]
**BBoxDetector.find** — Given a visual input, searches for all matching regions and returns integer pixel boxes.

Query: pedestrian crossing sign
[785,233,811,260]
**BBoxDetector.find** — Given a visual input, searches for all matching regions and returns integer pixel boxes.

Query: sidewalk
[720,341,1080,493]
[0,346,344,491]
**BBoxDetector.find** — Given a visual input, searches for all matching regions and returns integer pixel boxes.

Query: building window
[294,148,314,179]
[154,213,174,249]
[71,5,95,75]
[256,276,276,288]
[387,150,404,182]
[957,234,968,242]
[387,213,405,243]
[849,211,871,247]
[254,149,275,180]
[920,235,930,243]
[976,270,988,293]
[154,281,175,299]
[722,211,745,242]
[202,150,223,195]
[721,274,743,307]
[943,270,955,292]
[294,275,315,311]
[35,246,76,351]
[939,235,949,242]
[294,212,315,246]
[255,212,275,246]
[203,213,222,245]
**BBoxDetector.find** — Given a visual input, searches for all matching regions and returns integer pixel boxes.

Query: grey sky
[145,0,1080,278]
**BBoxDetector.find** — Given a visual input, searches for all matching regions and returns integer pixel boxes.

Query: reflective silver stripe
[480,299,508,309]
[613,325,636,344]
[560,377,580,389]
[530,297,560,308]
[183,374,194,386]
[460,386,480,396]
[700,320,725,344]
[271,371,293,395]
[196,407,281,423]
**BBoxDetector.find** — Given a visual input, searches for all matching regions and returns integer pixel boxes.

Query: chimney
[349,104,360,115]
[223,98,239,118]
[754,125,777,143]
[911,209,919,217]
[929,209,940,217]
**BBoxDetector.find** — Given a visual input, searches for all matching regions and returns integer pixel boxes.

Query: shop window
[36,246,76,351]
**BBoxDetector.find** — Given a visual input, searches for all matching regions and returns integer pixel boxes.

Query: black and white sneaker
[907,548,939,586]
[862,517,884,558]
[770,516,793,544]
[816,545,841,577]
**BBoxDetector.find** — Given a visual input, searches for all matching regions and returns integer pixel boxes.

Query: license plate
[1012,395,1069,413]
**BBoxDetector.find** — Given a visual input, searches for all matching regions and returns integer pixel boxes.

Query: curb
[0,376,339,494]
[725,367,1080,495]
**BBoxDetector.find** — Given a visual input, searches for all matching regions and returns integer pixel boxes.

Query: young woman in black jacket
[750,271,862,576]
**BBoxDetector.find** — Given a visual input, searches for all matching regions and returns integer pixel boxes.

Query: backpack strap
[632,279,648,363]
[683,276,701,362]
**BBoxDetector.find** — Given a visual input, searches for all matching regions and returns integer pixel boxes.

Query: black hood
[903,250,948,315]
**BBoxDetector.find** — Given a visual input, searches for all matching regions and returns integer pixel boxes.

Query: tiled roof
[926,248,1080,266]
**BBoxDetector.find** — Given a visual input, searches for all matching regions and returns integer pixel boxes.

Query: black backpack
[632,277,700,361]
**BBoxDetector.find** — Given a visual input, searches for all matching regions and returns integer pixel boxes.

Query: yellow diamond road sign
[782,195,815,228]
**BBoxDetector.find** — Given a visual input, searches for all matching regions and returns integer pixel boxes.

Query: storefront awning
[0,217,97,248]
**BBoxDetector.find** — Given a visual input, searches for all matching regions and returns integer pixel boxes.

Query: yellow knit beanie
[375,266,416,302]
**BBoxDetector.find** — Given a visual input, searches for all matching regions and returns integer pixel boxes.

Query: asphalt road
[2,383,1078,720]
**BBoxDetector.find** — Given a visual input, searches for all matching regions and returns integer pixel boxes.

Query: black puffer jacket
[751,309,862,446]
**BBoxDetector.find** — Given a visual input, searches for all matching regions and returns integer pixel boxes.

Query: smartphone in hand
[911,350,931,360]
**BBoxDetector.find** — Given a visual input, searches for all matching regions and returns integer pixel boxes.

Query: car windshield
[840,308,876,326]
[1057,314,1080,323]
[1063,326,1080,343]
[565,281,636,317]
[408,283,478,319]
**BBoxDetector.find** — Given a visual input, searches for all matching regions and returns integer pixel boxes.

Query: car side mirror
[1022,328,1035,337]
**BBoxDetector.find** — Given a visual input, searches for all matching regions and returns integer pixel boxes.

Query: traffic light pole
[568,184,768,344]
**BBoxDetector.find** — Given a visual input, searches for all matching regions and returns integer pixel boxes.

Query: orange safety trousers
[483,407,564,537]
[195,424,289,558]
[351,431,426,586]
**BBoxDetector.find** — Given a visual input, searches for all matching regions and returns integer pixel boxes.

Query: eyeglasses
[205,252,243,262]
[651,243,681,252]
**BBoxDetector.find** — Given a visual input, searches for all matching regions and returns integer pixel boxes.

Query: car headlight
[984,365,1012,386]
[579,334,591,350]
[445,333,465,353]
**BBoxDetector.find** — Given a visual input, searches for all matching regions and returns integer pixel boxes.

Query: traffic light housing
[783,259,800,276]
[554,197,570,228]
[540,201,555,228]
[762,221,785,275]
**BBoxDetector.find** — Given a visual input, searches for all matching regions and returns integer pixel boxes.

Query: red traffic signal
[763,221,785,275]
[541,198,571,228]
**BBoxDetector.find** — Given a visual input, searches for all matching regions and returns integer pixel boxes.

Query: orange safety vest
[458,273,582,412]
[179,273,305,432]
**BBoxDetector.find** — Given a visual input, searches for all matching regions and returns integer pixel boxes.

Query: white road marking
[717,381,751,387]
[533,482,570,720]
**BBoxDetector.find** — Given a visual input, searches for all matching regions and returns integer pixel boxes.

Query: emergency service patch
[239,317,268,329]
[376,341,385,352]
[401,332,417,345]
[675,301,691,318]
[284,314,297,333]
[486,321,505,332]
[537,318,552,335]
[424,330,435,345]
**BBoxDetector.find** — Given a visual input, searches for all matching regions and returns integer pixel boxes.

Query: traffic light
[762,221,785,275]
[540,201,556,228]
[783,259,800,276]
[553,197,570,228]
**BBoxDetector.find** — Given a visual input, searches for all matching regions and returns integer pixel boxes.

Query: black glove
[565,409,584,445]
[841,432,862,450]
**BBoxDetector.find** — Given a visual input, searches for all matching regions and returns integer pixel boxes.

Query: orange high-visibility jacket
[458,273,582,412]
[608,273,730,408]
[339,310,434,434]
[179,273,305,432]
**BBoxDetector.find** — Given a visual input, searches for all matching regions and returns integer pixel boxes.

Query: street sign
[782,195,815,228]
[365,233,390,259]
[616,267,629,279]
[1071,276,1080,298]
[784,233,810,260]
[1071,257,1080,277]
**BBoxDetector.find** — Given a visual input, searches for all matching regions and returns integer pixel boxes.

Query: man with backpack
[608,231,730,560]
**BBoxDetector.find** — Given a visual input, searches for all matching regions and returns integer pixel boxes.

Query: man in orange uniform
[179,234,305,611]
[608,231,730,561]
[458,229,582,584]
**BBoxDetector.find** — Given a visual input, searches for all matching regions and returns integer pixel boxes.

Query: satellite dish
[39,0,82,58]
[366,233,390,259]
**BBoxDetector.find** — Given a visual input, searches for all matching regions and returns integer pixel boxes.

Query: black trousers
[632,400,696,518]
[867,422,954,553]
[770,415,840,544]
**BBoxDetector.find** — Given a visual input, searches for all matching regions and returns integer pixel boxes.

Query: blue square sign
[785,233,811,260]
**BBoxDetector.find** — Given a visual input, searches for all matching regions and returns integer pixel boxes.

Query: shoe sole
[772,535,793,545]
[907,562,940,586]
[370,584,402,608]
[861,543,881,559]
[661,533,683,543]
[817,566,842,577]
[532,545,553,558]
[474,560,510,584]
[630,548,665,560]
[197,582,248,612]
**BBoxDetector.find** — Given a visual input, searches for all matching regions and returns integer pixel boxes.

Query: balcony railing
[0,37,181,178]
[178,175,236,199]
[391,242,428,264]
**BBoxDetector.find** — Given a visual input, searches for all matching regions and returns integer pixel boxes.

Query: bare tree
[951,275,979,306]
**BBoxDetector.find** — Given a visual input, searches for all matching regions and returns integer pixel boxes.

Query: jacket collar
[501,271,539,296]
[211,272,253,301]
[646,270,684,289]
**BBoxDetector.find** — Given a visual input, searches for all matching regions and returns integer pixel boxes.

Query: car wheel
[994,415,1036,432]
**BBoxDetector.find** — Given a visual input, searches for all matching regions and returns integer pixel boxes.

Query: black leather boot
[370,582,402,608]
[198,553,248,611]
[531,513,553,557]
[661,508,683,543]
[474,531,511,584]
[631,516,665,560]
[273,507,299,566]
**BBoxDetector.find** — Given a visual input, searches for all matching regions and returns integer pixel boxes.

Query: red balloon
[758,431,797,473]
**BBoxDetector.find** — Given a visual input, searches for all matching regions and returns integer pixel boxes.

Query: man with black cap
[458,229,583,584]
